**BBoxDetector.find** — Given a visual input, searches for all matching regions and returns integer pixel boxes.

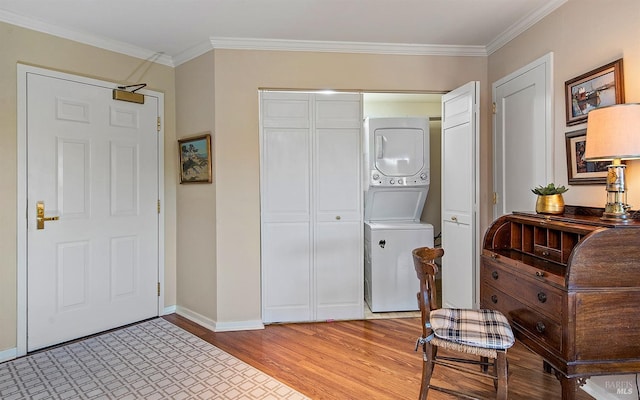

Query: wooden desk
[480,207,640,399]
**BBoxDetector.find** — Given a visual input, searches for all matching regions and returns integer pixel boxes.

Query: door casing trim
[16,63,165,356]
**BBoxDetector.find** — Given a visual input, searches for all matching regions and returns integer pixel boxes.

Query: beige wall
[208,50,488,322]
[489,0,640,209]
[0,22,177,352]
[175,52,218,320]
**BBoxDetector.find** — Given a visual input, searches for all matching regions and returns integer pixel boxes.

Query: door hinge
[157,117,161,132]
[492,102,497,115]
[157,200,161,214]
[157,282,161,297]
[493,192,498,205]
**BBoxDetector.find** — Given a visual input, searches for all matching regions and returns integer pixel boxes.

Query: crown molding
[486,0,567,55]
[172,40,216,66]
[0,9,175,67]
[173,37,488,66]
[210,37,487,57]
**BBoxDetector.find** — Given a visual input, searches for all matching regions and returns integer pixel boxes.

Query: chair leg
[495,350,508,400]
[419,342,436,400]
[480,356,489,372]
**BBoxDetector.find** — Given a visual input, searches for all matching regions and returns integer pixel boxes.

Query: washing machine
[362,117,434,312]
[364,221,434,312]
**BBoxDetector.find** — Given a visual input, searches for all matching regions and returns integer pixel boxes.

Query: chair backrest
[412,247,445,336]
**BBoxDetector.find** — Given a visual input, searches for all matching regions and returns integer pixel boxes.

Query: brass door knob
[36,201,59,230]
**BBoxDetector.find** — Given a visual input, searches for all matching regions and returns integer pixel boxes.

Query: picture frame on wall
[564,58,624,126]
[565,129,610,185]
[178,133,212,183]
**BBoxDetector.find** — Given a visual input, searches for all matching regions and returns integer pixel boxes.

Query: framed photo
[565,59,624,126]
[565,129,610,185]
[178,133,212,183]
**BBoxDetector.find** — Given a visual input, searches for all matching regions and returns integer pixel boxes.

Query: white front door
[493,53,553,216]
[441,81,479,309]
[24,68,160,351]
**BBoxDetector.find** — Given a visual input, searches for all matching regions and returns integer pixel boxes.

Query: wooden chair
[412,247,515,400]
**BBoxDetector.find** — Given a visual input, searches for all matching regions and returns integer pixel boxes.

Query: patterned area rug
[0,318,309,400]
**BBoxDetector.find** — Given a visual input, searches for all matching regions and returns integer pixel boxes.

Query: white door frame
[16,64,165,357]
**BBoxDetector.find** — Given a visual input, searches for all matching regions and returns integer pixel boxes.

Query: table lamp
[584,103,640,222]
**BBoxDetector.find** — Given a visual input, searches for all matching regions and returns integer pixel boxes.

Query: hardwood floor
[163,314,594,399]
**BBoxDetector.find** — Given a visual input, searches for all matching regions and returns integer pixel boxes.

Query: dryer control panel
[369,170,429,186]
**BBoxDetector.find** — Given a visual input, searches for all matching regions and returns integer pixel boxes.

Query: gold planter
[536,194,565,215]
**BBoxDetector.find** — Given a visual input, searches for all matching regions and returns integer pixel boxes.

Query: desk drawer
[481,259,563,322]
[533,245,562,263]
[481,282,562,353]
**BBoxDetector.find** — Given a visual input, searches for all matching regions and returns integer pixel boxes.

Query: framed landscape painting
[565,59,624,126]
[178,133,212,183]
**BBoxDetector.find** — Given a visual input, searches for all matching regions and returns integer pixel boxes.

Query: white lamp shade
[584,103,640,161]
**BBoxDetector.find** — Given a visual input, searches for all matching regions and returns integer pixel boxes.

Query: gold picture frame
[564,59,624,126]
[178,133,212,183]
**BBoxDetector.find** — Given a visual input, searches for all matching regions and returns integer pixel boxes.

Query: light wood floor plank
[163,314,594,399]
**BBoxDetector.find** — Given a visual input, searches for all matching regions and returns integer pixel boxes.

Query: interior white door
[26,71,159,351]
[493,53,553,217]
[441,81,479,309]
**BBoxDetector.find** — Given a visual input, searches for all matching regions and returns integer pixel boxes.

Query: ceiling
[0,0,566,66]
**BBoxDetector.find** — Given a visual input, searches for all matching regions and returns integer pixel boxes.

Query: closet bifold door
[260,91,363,324]
[260,92,313,323]
[314,93,363,321]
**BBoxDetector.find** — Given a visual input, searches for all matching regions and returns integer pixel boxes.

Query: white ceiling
[0,0,566,66]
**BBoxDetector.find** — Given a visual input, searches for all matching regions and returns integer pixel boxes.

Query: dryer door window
[374,127,425,177]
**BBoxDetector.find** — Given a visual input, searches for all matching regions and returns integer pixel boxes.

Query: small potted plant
[531,183,569,215]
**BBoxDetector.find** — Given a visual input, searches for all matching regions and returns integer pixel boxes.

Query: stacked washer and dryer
[363,117,434,312]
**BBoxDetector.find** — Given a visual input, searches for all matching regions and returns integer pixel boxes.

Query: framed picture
[565,129,610,185]
[565,59,624,126]
[178,133,212,183]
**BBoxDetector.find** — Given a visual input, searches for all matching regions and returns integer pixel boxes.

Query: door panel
[26,71,159,351]
[261,222,312,323]
[441,81,479,309]
[493,53,553,217]
[315,128,361,222]
[261,127,311,222]
[315,220,362,320]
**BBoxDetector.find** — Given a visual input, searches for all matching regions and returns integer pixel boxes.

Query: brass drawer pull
[491,295,498,304]
[537,292,547,303]
[536,321,546,333]
[542,250,550,256]
[492,271,499,280]
[535,271,545,277]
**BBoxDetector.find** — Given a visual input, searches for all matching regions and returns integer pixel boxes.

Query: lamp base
[601,202,632,223]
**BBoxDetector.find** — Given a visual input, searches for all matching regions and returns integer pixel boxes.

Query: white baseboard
[0,347,18,363]
[162,304,177,315]
[175,305,264,332]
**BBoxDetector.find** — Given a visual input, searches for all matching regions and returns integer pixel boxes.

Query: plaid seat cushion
[430,308,515,350]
